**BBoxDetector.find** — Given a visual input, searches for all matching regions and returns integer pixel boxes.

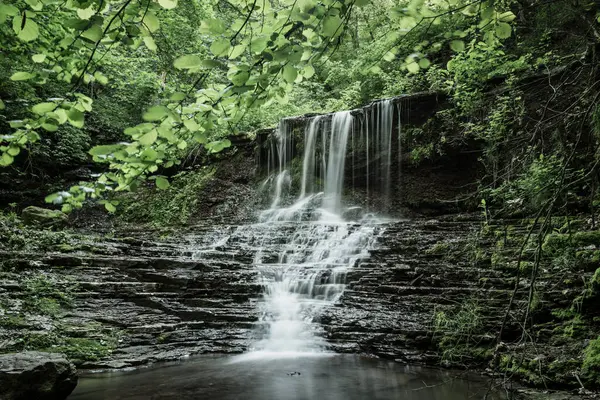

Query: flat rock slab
[0,351,78,400]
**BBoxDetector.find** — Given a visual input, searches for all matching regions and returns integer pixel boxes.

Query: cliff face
[255,92,482,216]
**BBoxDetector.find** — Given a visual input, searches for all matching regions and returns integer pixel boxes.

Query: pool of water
[69,354,506,400]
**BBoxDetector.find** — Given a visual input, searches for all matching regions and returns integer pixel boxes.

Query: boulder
[21,206,68,228]
[0,351,78,400]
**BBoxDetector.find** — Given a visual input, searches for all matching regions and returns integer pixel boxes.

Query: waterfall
[239,100,400,360]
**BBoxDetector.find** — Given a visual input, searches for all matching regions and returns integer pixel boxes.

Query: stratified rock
[0,351,78,400]
[21,206,68,228]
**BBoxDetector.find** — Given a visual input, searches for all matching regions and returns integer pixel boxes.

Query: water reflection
[70,355,506,400]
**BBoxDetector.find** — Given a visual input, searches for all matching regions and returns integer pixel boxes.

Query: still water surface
[69,354,505,400]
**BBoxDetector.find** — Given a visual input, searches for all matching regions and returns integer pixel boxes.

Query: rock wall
[255,92,482,216]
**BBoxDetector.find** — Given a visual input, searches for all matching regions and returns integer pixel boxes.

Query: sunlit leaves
[200,18,225,34]
[210,39,230,57]
[450,40,465,52]
[10,71,35,81]
[143,12,160,32]
[303,64,315,78]
[142,105,170,121]
[138,129,158,146]
[67,108,85,128]
[495,22,512,39]
[82,24,103,42]
[229,44,246,59]
[31,102,57,115]
[144,36,157,51]
[155,176,170,190]
[31,53,46,64]
[76,6,95,20]
[158,0,178,10]
[322,14,343,37]
[205,139,231,153]
[0,3,19,24]
[12,13,39,42]
[282,65,298,83]
[94,71,108,85]
[174,55,203,69]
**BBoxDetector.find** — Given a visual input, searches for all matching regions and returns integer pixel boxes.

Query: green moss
[56,337,114,362]
[425,242,450,255]
[117,166,216,226]
[582,336,600,385]
[499,355,546,386]
[0,314,27,329]
[157,332,172,344]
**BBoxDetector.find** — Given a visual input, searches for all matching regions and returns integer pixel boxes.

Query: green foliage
[583,337,600,385]
[0,0,526,209]
[117,167,216,226]
[433,299,486,363]
[486,154,565,215]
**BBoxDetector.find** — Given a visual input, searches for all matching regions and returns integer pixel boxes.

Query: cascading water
[237,99,400,360]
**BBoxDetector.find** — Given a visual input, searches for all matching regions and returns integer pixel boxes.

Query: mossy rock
[21,207,68,228]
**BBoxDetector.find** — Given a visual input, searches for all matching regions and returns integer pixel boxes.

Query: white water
[236,100,401,361]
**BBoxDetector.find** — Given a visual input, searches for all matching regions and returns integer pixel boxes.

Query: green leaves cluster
[0,0,520,211]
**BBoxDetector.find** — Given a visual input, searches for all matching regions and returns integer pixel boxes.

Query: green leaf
[10,71,35,81]
[210,39,230,57]
[174,55,202,69]
[158,0,178,9]
[7,146,20,156]
[0,4,19,21]
[418,58,431,69]
[41,123,58,132]
[406,61,419,73]
[82,24,102,42]
[170,92,186,101]
[206,139,232,153]
[229,44,246,59]
[282,65,298,83]
[231,71,250,86]
[139,129,158,146]
[0,99,4,110]
[45,193,60,204]
[143,105,169,121]
[105,202,116,213]
[89,144,121,156]
[94,71,108,85]
[143,36,157,51]
[67,108,85,128]
[32,53,46,63]
[143,12,160,32]
[450,40,465,52]
[32,102,57,115]
[200,19,225,34]
[156,176,170,190]
[25,0,42,11]
[76,6,95,20]
[0,152,14,166]
[140,147,158,161]
[250,36,268,54]
[322,15,342,37]
[303,64,315,79]
[12,15,39,42]
[495,22,512,39]
[497,11,516,22]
